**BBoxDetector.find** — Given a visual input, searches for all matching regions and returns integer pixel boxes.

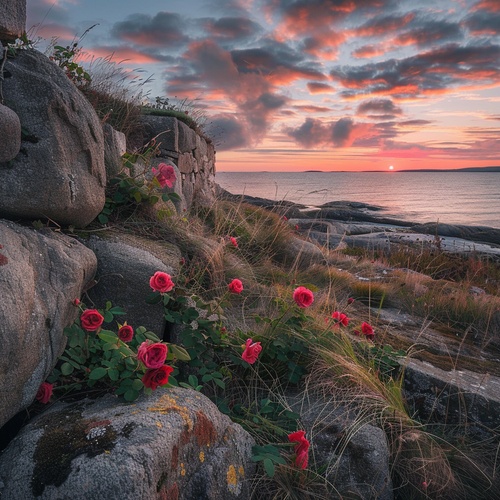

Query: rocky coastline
[216,186,500,259]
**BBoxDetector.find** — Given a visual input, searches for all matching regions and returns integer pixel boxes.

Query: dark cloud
[202,17,262,41]
[356,12,416,37]
[464,11,500,35]
[267,0,396,34]
[396,19,464,47]
[307,82,334,94]
[331,118,354,146]
[294,104,332,113]
[256,92,288,109]
[398,119,433,127]
[285,118,330,148]
[231,40,325,82]
[205,115,249,150]
[357,99,403,117]
[286,117,379,148]
[111,12,190,48]
[331,43,500,98]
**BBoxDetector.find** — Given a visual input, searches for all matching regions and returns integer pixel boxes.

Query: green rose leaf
[89,367,107,380]
[61,362,74,376]
[169,344,191,361]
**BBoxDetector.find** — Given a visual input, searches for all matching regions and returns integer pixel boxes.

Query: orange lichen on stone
[226,464,242,495]
[199,451,205,463]
[180,462,186,476]
[148,394,193,431]
[194,411,217,447]
[238,465,245,477]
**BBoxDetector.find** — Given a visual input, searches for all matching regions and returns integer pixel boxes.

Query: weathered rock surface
[0,0,26,41]
[403,359,500,436]
[0,387,255,500]
[83,233,181,337]
[103,123,126,178]
[1,49,105,227]
[0,103,21,162]
[0,220,97,428]
[277,235,326,270]
[288,395,393,499]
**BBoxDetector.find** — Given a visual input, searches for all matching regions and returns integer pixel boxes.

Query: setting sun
[389,165,394,170]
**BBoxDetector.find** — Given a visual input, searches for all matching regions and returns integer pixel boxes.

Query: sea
[215,171,500,230]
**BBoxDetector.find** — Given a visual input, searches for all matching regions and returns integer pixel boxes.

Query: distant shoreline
[219,166,500,173]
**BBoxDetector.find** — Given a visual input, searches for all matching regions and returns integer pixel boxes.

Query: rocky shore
[216,186,500,259]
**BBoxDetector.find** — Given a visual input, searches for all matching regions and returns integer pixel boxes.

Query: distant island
[303,166,500,173]
[399,166,500,172]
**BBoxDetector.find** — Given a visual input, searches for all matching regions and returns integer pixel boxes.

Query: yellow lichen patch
[156,422,163,429]
[180,463,186,477]
[199,451,205,463]
[238,465,245,477]
[148,395,193,431]
[226,465,242,495]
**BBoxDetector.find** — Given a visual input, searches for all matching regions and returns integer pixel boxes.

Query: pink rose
[150,271,175,293]
[137,341,168,369]
[228,279,243,294]
[152,163,176,188]
[118,324,134,342]
[293,287,314,308]
[361,321,375,340]
[288,430,310,469]
[36,382,53,404]
[80,309,104,331]
[241,338,262,364]
[331,311,349,327]
[142,365,174,390]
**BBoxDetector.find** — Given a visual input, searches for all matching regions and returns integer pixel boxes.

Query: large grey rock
[403,359,500,436]
[0,387,255,500]
[0,103,21,162]
[83,233,182,338]
[1,49,105,227]
[0,220,97,428]
[289,395,393,499]
[0,0,26,42]
[278,235,326,270]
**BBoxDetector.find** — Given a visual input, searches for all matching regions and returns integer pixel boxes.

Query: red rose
[80,309,104,331]
[36,382,53,404]
[149,271,175,293]
[142,365,174,390]
[288,430,310,469]
[73,298,81,306]
[293,287,314,308]
[137,340,168,369]
[152,163,176,188]
[228,279,243,294]
[331,311,349,327]
[241,338,262,364]
[229,236,238,248]
[361,322,375,340]
[347,297,355,304]
[118,324,134,342]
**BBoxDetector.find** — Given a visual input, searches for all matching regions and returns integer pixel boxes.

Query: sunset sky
[26,0,500,171]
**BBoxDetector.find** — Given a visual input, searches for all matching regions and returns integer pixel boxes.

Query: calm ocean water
[216,171,500,229]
